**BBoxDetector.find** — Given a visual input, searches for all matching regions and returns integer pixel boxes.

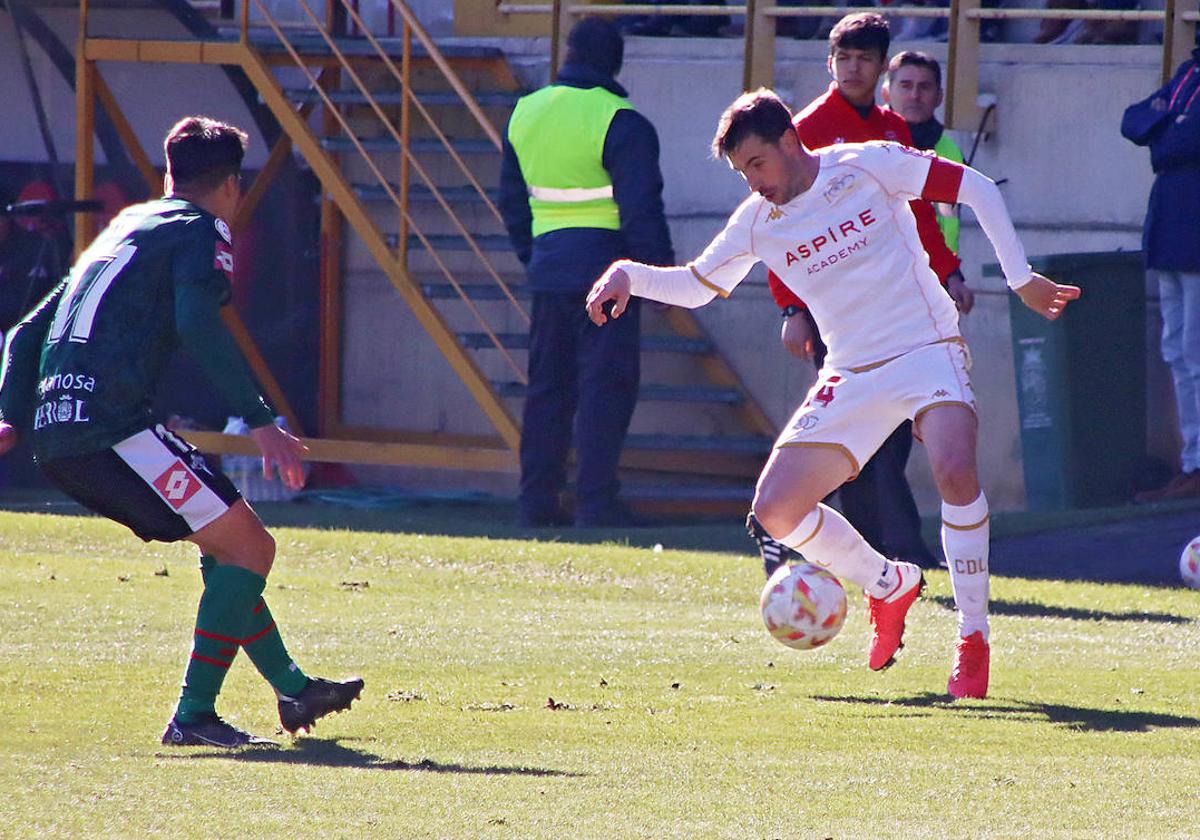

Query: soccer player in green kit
[0,116,362,748]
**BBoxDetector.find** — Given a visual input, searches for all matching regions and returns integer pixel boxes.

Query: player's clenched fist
[0,422,18,457]
[1015,272,1082,321]
[586,262,633,326]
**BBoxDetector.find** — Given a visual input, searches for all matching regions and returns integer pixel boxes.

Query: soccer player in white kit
[585,90,1080,698]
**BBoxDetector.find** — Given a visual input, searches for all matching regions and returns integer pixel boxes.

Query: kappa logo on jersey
[897,145,938,162]
[153,459,202,509]
[214,241,234,276]
[933,389,950,398]
[766,206,785,222]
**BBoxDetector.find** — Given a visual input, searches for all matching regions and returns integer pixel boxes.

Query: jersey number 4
[809,375,843,408]
[48,243,137,344]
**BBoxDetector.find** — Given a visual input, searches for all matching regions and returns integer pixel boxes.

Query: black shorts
[39,424,242,543]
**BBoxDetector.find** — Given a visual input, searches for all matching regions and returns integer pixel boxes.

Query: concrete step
[354,182,497,204]
[336,143,501,190]
[459,332,713,355]
[493,381,744,405]
[624,434,771,454]
[238,33,507,61]
[321,135,496,155]
[284,88,520,108]
[387,232,510,253]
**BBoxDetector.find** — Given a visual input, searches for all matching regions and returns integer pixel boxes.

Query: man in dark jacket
[1123,48,1200,502]
[499,17,674,527]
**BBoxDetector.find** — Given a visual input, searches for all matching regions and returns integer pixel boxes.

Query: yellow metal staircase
[76,0,778,513]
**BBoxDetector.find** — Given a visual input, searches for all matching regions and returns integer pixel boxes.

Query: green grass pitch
[1,505,1197,839]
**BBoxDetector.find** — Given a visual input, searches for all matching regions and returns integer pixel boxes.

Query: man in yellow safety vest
[499,16,674,527]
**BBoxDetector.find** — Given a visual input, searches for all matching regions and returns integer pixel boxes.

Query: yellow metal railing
[466,0,1199,130]
[247,0,529,382]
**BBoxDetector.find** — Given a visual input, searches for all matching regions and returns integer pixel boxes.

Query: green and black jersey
[0,198,274,461]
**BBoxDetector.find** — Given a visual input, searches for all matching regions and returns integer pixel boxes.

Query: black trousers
[838,421,936,564]
[519,291,640,519]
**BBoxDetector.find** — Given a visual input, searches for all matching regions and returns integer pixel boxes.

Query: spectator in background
[883,51,972,270]
[1123,46,1200,502]
[499,17,674,527]
[0,184,66,333]
[1036,0,1137,44]
[620,0,730,38]
[747,14,967,576]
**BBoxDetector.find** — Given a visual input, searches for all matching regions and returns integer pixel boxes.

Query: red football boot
[866,562,925,671]
[947,631,990,699]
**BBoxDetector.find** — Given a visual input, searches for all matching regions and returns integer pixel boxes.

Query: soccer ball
[760,562,848,650]
[1180,537,1200,590]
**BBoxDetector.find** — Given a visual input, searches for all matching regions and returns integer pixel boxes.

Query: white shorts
[775,339,976,477]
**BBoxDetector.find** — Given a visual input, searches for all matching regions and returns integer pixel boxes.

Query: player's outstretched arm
[1014,272,1081,321]
[586,264,633,326]
[949,168,1081,319]
[249,423,309,491]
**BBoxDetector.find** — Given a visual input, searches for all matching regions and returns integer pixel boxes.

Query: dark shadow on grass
[157,736,585,775]
[812,692,1200,732]
[925,594,1191,624]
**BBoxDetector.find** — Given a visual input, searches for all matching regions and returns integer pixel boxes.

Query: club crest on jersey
[214,241,234,276]
[822,173,857,205]
[33,397,90,429]
[214,218,232,243]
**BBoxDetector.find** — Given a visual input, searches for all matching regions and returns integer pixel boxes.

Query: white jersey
[624,142,1031,370]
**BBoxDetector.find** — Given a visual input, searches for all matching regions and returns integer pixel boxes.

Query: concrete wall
[0,9,1175,510]
[502,36,1172,511]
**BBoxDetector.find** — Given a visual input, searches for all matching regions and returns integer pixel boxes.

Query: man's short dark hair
[888,50,942,88]
[711,89,794,159]
[566,16,624,79]
[829,13,890,60]
[164,116,248,193]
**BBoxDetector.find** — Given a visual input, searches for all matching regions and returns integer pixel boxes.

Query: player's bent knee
[247,529,276,575]
[931,458,980,503]
[752,493,818,544]
[190,501,276,577]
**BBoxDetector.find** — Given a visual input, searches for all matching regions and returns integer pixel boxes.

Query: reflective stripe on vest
[528,185,615,202]
[507,85,633,237]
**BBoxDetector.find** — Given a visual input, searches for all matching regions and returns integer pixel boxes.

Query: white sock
[778,503,898,599]
[941,492,990,640]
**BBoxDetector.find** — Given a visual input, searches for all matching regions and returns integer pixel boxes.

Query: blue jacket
[1122,48,1200,272]
[499,64,675,293]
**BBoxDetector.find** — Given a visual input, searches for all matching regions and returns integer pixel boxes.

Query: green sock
[174,563,266,724]
[242,596,308,697]
[199,554,307,697]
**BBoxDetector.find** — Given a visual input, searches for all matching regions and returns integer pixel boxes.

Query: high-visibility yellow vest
[507,84,634,237]
[933,131,964,253]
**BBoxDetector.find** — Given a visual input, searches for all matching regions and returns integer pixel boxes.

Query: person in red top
[748,13,971,577]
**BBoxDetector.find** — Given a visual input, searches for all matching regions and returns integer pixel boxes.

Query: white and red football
[760,561,848,650]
